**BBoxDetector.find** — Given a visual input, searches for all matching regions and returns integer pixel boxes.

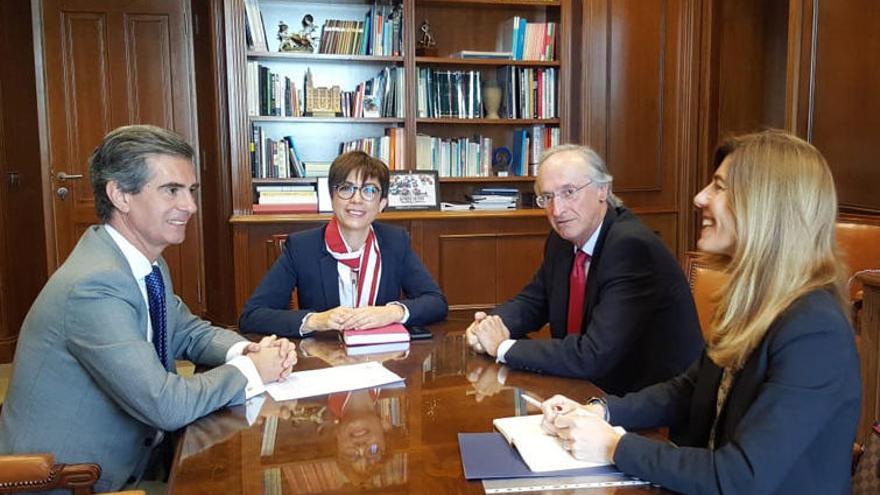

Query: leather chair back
[683,252,727,341]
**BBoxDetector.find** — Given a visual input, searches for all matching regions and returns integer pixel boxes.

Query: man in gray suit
[0,125,297,492]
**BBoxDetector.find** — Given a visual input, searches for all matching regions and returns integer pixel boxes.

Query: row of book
[340,127,405,170]
[412,125,558,178]
[247,64,302,117]
[251,125,405,179]
[498,67,558,120]
[415,134,494,178]
[250,127,298,179]
[416,69,484,119]
[415,67,557,120]
[318,3,403,56]
[246,64,404,118]
[510,125,561,176]
[496,17,557,61]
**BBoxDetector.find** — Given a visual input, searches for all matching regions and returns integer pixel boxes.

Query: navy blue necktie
[145,265,168,369]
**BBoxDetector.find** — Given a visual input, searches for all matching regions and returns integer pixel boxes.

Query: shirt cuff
[496,339,516,363]
[387,302,410,324]
[299,313,315,335]
[227,355,266,400]
[226,341,249,361]
[496,365,509,385]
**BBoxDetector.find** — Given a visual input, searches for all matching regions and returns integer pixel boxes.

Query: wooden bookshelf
[227,0,571,213]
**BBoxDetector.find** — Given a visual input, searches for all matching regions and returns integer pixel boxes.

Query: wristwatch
[586,396,610,422]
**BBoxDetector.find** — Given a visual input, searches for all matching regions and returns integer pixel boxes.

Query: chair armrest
[0,453,100,494]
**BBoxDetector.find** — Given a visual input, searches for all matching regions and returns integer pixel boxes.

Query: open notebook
[493,414,625,473]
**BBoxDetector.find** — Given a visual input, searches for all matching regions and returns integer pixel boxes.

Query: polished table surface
[169,321,665,494]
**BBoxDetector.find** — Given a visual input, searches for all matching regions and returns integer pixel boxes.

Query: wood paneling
[580,0,701,258]
[0,0,46,362]
[193,0,237,326]
[794,0,880,213]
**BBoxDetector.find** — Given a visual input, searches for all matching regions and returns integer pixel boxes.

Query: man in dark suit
[467,145,703,395]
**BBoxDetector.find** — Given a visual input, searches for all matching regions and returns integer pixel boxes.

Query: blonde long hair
[706,130,848,369]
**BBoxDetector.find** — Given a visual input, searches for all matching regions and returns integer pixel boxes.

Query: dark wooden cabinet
[230,210,552,318]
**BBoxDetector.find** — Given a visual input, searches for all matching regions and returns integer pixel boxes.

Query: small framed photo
[386,170,440,210]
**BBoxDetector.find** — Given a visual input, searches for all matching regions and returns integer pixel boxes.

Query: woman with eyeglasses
[538,130,861,494]
[240,151,447,337]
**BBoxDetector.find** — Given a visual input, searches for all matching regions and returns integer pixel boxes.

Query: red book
[343,323,410,346]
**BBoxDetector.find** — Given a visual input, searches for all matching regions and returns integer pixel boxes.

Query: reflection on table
[169,321,664,494]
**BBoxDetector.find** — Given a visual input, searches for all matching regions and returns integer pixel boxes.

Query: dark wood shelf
[252,177,318,184]
[246,51,403,63]
[439,176,535,183]
[231,207,546,224]
[249,116,405,124]
[417,0,562,7]
[416,56,559,67]
[417,118,560,125]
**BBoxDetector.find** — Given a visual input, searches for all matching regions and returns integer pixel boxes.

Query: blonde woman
[540,130,861,494]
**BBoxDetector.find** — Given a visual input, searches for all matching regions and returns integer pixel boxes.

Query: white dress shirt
[495,223,603,363]
[105,224,264,399]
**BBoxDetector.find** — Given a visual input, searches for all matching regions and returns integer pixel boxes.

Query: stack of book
[470,188,518,210]
[343,323,411,356]
[253,183,318,214]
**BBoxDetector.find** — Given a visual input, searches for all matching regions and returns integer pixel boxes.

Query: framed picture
[386,170,440,210]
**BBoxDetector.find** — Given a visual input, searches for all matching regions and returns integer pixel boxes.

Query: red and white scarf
[324,217,382,307]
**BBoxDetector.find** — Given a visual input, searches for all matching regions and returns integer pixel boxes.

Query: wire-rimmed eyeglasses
[334,183,382,202]
[535,181,592,208]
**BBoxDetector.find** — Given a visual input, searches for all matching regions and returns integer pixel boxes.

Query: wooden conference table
[168,321,664,494]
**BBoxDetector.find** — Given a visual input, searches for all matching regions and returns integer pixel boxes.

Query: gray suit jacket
[0,225,248,492]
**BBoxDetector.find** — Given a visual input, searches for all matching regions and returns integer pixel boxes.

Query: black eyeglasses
[334,183,382,202]
[535,181,592,208]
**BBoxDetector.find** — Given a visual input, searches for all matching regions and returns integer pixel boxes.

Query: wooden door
[35,0,203,311]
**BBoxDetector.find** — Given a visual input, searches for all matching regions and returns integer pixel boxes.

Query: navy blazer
[497,206,703,395]
[608,290,861,494]
[239,223,448,337]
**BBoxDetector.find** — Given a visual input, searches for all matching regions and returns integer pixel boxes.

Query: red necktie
[567,251,590,335]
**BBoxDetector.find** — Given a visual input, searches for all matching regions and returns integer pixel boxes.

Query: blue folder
[458,432,623,480]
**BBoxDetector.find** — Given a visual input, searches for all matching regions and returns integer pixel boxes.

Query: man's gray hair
[89,125,194,223]
[536,144,622,207]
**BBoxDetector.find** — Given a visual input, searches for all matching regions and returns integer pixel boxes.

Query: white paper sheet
[265,361,405,401]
